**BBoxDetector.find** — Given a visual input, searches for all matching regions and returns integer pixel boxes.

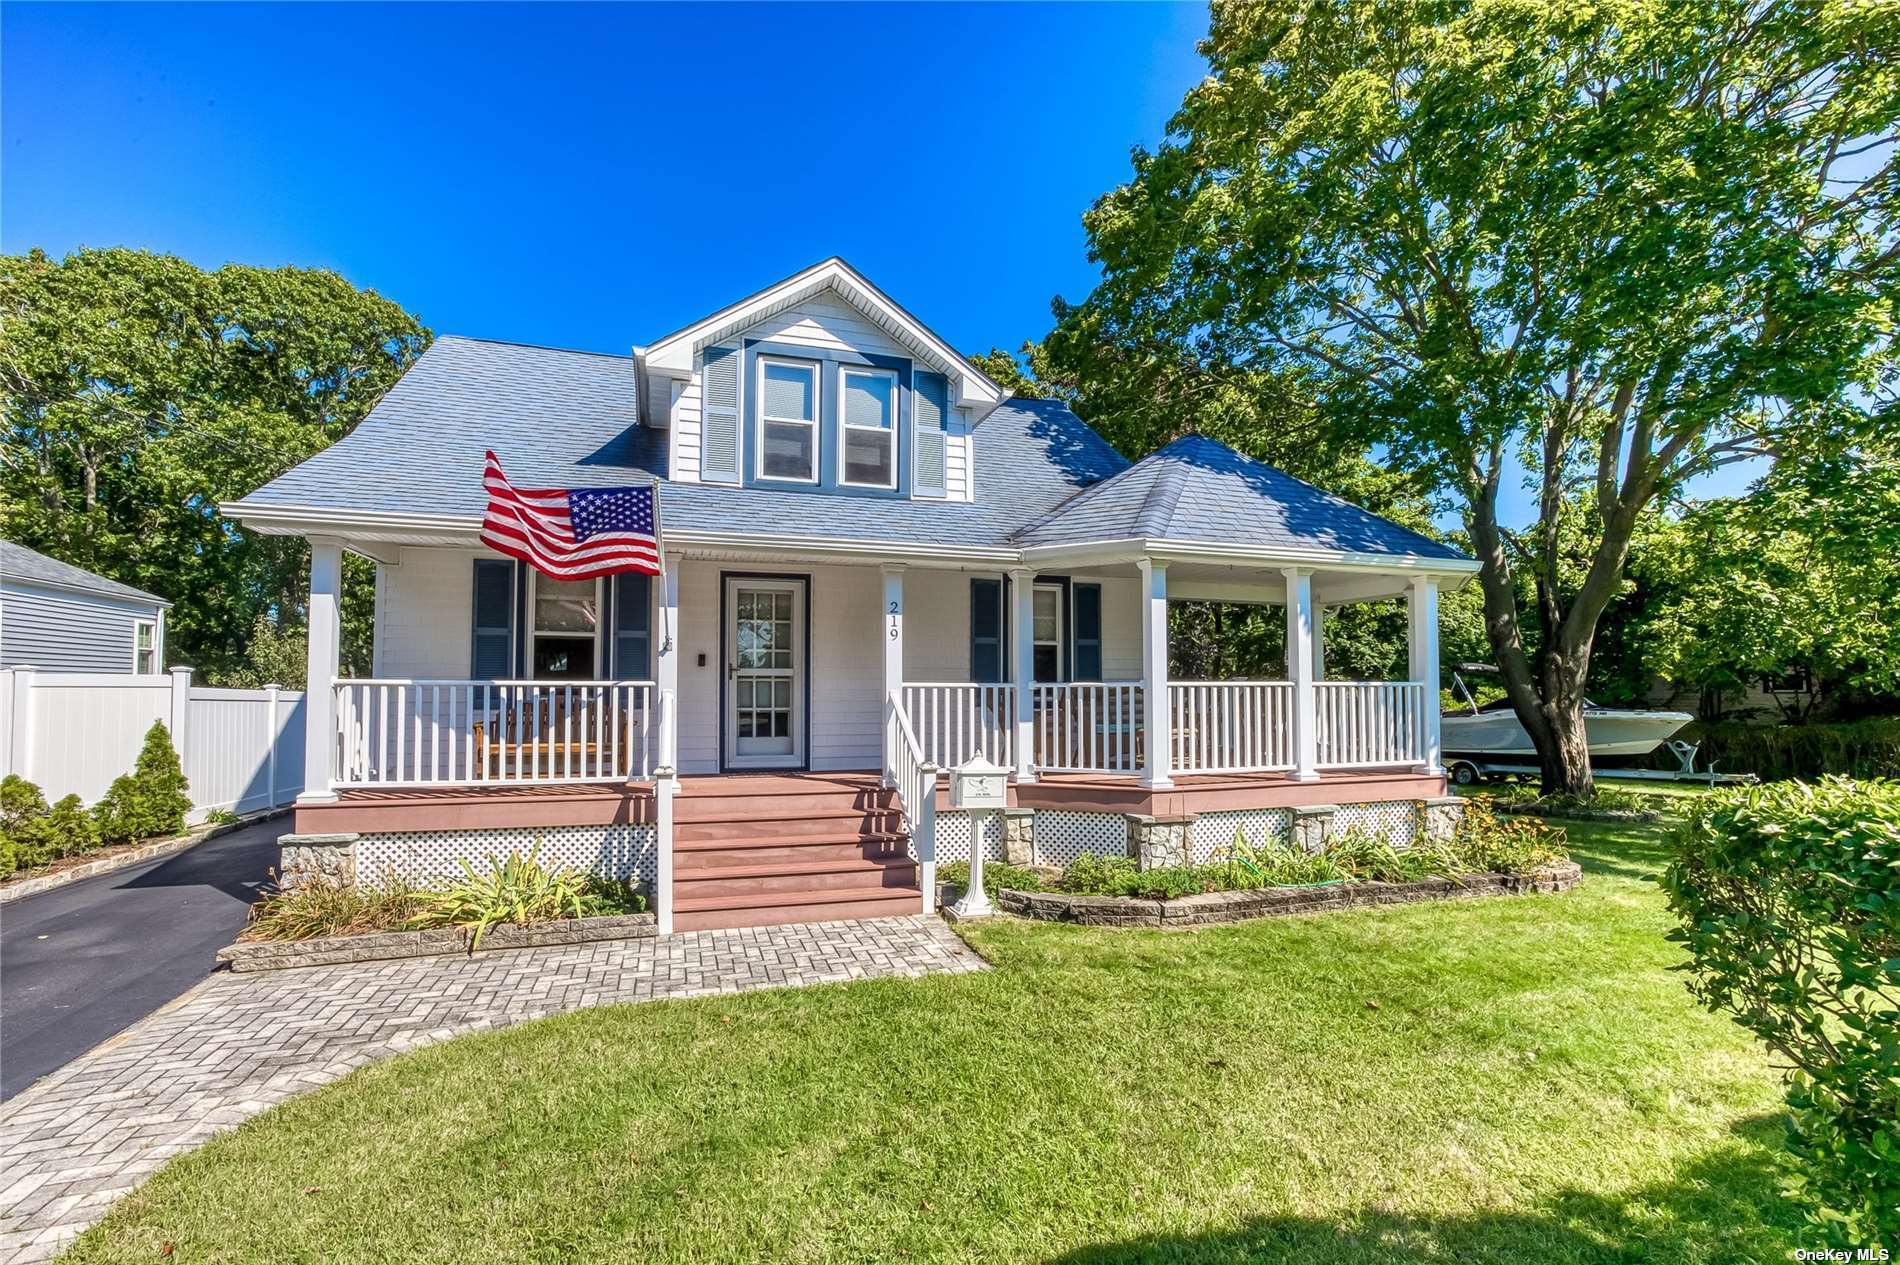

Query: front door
[724,577,805,769]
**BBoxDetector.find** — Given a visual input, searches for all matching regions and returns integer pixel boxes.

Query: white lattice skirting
[1334,800,1421,846]
[358,825,658,887]
[927,810,1005,863]
[1187,808,1295,863]
[1031,811,1128,866]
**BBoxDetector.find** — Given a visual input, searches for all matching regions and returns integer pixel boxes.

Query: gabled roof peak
[642,257,1007,423]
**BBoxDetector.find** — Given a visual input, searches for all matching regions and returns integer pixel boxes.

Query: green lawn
[67,814,1799,1264]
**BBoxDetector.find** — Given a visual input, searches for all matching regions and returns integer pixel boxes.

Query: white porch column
[1283,567,1319,782]
[656,552,682,779]
[1408,575,1443,774]
[1311,603,1326,681]
[882,564,906,783]
[1008,567,1036,782]
[297,539,343,804]
[1138,558,1173,789]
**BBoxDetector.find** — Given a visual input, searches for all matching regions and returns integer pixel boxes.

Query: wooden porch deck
[296,766,1444,835]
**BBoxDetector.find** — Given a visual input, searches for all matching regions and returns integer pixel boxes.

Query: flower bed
[223,844,651,971]
[217,911,657,972]
[997,862,1583,928]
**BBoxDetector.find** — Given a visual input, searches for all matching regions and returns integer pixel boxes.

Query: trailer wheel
[1449,762,1480,786]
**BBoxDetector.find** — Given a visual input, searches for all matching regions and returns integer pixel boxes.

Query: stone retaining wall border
[215,911,658,973]
[994,860,1582,929]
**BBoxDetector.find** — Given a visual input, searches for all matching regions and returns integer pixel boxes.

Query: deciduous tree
[1067,0,1899,791]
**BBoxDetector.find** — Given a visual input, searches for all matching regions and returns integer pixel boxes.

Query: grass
[65,814,1799,1264]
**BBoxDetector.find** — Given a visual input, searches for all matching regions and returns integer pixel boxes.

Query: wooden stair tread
[676,857,914,881]
[673,885,924,913]
[672,830,906,851]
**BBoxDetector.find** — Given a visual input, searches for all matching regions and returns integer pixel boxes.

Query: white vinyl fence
[0,666,305,823]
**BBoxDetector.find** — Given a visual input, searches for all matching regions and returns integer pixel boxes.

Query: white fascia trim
[220,501,1020,568]
[1018,535,1483,581]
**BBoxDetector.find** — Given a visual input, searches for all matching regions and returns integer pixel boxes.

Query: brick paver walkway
[0,916,982,1262]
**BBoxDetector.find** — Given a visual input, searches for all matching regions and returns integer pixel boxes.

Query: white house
[223,258,1480,932]
[1,540,167,675]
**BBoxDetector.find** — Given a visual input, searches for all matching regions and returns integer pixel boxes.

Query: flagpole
[654,479,673,653]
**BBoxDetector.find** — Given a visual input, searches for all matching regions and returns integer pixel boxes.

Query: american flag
[480,450,661,580]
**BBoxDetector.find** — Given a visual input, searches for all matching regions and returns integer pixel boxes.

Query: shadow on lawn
[1045,1119,1797,1265]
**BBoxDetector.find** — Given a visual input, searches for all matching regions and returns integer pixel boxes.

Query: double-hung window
[839,366,898,489]
[134,619,158,674]
[531,574,600,680]
[758,358,818,483]
[1032,585,1064,682]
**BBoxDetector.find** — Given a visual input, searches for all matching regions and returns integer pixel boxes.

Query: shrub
[92,721,192,844]
[1448,801,1567,875]
[242,876,431,942]
[1661,777,1900,1246]
[935,859,1047,897]
[1494,783,1666,818]
[411,844,595,950]
[0,775,56,876]
[46,794,100,855]
[0,778,103,876]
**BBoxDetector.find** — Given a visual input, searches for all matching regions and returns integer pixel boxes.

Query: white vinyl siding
[0,582,164,674]
[740,293,913,360]
[375,551,1145,774]
[660,368,700,482]
[945,419,975,502]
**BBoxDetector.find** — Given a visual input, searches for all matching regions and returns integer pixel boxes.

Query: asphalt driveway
[0,817,281,1100]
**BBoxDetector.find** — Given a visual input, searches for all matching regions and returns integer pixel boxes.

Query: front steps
[671,773,923,931]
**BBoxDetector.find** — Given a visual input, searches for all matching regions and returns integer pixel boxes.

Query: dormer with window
[639,259,1007,503]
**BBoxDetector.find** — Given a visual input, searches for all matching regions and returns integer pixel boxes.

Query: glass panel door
[725,579,803,767]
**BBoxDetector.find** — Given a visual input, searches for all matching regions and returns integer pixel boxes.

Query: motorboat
[1441,668,1692,760]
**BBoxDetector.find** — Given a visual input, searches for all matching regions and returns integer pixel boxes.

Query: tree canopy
[1060,0,1900,789]
[0,247,429,680]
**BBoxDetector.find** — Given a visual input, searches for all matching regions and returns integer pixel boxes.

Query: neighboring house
[224,257,1480,932]
[0,540,167,674]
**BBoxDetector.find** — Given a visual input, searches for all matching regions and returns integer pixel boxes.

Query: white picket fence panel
[0,667,305,823]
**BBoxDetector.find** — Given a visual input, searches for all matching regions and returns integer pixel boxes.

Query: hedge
[1657,717,1900,781]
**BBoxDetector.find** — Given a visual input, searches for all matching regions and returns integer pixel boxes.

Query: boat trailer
[1446,739,1758,788]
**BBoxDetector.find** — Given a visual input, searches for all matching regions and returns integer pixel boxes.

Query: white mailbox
[949,751,1009,811]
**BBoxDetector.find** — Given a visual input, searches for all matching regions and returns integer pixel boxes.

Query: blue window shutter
[612,573,653,679]
[1073,583,1102,681]
[701,345,740,482]
[971,578,1004,683]
[471,559,515,678]
[913,371,947,497]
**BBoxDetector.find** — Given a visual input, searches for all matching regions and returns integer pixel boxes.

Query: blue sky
[2,2,1207,359]
[3,2,1759,524]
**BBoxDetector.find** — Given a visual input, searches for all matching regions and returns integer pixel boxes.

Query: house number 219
[889,601,900,639]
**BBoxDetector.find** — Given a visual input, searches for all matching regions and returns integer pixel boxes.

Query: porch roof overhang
[220,501,1480,595]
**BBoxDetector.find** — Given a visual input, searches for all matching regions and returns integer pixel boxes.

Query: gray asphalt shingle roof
[235,335,1464,562]
[1009,434,1468,561]
[0,540,169,606]
[235,335,1129,546]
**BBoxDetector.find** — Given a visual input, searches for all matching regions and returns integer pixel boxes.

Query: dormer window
[839,366,897,489]
[758,357,818,483]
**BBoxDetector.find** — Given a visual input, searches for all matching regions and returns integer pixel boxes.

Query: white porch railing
[888,678,1428,780]
[1169,681,1295,775]
[334,679,657,787]
[1315,680,1428,769]
[900,683,1016,772]
[884,690,938,915]
[1031,682,1144,774]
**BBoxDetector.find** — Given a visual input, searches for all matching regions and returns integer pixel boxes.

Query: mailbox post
[949,751,1009,919]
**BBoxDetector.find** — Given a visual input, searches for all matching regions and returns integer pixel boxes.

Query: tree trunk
[1537,666,1596,797]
